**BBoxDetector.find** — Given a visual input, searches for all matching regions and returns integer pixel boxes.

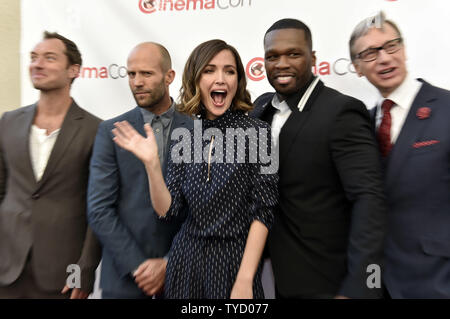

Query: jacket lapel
[17,104,38,184]
[253,93,276,123]
[35,100,83,190]
[128,106,145,135]
[162,111,191,175]
[369,106,377,127]
[385,80,436,190]
[279,80,324,166]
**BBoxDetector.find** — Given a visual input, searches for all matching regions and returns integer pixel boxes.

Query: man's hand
[61,285,90,299]
[334,295,350,299]
[133,258,167,296]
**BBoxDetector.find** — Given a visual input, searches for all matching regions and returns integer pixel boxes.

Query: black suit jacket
[252,80,387,298]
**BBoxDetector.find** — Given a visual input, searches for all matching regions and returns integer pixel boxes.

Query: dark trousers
[383,285,392,299]
[275,287,335,299]
[101,290,163,299]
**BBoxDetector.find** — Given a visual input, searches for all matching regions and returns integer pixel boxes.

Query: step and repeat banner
[20,0,450,298]
[21,0,450,120]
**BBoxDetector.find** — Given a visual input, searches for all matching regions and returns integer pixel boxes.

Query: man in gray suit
[0,32,102,298]
[87,42,191,298]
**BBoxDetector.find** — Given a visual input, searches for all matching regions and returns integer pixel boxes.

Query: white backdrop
[20,0,450,298]
[21,0,450,119]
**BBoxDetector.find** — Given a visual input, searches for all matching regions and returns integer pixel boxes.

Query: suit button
[31,194,40,200]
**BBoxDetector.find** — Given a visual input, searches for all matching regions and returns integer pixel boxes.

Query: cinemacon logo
[77,64,128,79]
[78,57,357,80]
[246,57,265,81]
[245,57,358,81]
[139,0,252,14]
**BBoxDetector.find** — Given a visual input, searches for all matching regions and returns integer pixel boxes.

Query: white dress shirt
[270,94,292,147]
[270,76,320,147]
[29,125,60,181]
[375,74,422,143]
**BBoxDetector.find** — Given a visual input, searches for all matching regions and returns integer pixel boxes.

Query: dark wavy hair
[178,39,253,116]
[43,31,81,83]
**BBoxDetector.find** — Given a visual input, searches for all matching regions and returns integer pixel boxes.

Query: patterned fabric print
[161,109,278,299]
[377,99,395,157]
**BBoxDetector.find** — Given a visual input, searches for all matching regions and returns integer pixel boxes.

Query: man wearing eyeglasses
[350,12,450,298]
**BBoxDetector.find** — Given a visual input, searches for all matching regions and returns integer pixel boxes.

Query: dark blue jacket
[371,80,450,298]
[87,106,192,297]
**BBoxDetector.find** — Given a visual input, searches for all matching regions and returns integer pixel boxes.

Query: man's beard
[134,81,166,110]
[32,81,64,92]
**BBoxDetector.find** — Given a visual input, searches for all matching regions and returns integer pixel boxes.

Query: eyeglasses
[355,38,403,62]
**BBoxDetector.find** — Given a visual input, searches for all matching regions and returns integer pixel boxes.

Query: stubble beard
[134,80,167,112]
[32,81,66,93]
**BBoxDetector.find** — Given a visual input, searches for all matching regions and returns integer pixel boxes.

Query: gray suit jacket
[0,100,102,292]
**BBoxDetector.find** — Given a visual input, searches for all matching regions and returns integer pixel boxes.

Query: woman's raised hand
[112,121,159,166]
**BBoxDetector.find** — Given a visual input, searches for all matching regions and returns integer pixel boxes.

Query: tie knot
[381,99,395,112]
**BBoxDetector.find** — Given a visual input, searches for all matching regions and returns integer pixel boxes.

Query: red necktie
[377,99,395,157]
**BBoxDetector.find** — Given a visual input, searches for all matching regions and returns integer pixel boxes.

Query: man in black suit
[251,18,387,298]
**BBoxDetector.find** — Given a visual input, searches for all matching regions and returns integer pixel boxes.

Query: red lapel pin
[416,107,431,119]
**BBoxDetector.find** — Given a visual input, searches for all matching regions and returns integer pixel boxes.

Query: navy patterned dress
[160,109,278,299]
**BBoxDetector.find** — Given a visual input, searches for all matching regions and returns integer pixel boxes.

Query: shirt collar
[140,99,176,128]
[376,74,422,111]
[271,94,290,113]
[279,75,315,112]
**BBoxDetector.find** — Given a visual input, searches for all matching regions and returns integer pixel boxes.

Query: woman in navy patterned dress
[112,40,278,299]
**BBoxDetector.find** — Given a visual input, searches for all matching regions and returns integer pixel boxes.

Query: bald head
[126,42,175,113]
[128,42,172,73]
